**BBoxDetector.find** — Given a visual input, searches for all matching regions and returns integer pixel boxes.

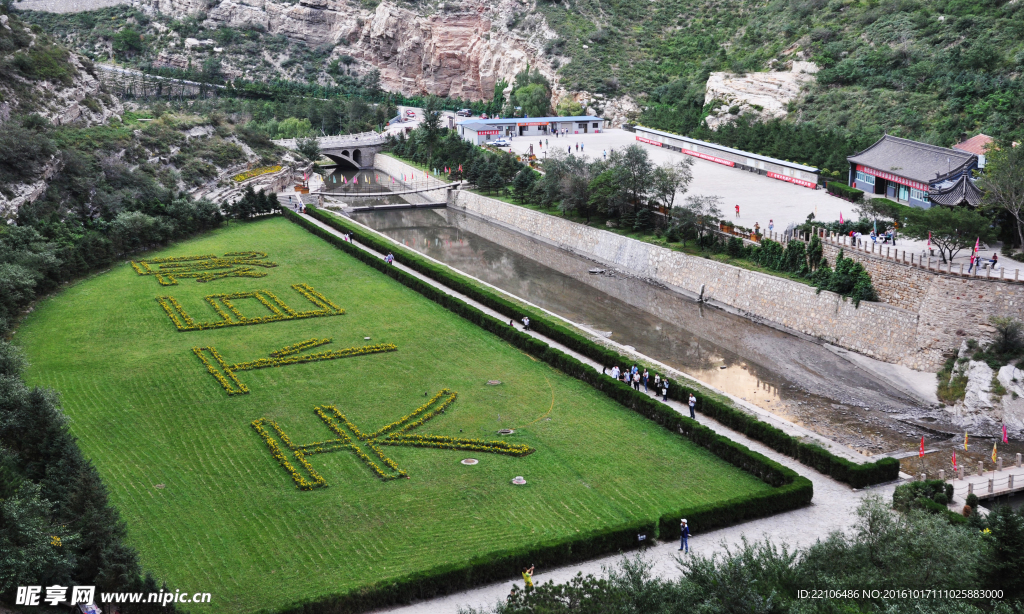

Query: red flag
[919,436,925,458]
[927,231,932,250]
[354,176,358,184]
[952,451,958,471]
[973,237,980,256]
[343,175,348,184]
[1004,424,1009,444]
[459,164,463,172]
[839,212,844,224]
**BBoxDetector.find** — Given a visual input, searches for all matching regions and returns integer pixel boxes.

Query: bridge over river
[274,133,387,170]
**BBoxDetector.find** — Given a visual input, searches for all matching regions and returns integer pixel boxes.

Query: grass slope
[16,216,771,614]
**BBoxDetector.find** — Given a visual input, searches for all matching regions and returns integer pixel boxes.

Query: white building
[457,116,607,145]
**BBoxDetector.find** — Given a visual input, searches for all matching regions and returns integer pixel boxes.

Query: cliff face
[143,0,556,101]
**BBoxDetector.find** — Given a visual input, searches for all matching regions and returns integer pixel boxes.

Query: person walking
[662,379,669,401]
[688,393,697,419]
[642,369,649,392]
[603,149,607,160]
[545,138,548,147]
[768,219,774,234]
[610,365,620,380]
[653,373,661,391]
[522,316,530,331]
[679,519,691,553]
[735,204,740,218]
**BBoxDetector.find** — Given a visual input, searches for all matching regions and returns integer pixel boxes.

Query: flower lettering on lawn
[195,337,398,395]
[253,390,534,488]
[158,283,344,332]
[132,251,278,285]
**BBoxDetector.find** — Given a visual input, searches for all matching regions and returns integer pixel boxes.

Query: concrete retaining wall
[448,189,919,366]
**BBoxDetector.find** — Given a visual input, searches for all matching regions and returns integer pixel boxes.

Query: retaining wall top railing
[757,225,1022,284]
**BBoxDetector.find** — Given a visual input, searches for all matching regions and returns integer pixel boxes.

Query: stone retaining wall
[448,189,919,367]
[819,240,1024,371]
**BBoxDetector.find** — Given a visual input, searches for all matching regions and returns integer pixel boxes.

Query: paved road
[295,210,903,614]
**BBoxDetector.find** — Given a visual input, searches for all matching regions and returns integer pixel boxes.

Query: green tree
[555,97,584,117]
[650,159,693,211]
[673,194,723,248]
[0,482,79,593]
[112,28,144,58]
[296,136,321,161]
[512,83,552,118]
[512,169,536,203]
[903,205,995,264]
[609,144,653,211]
[979,144,1024,250]
[587,169,626,217]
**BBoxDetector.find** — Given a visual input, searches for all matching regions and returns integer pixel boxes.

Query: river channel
[322,167,1023,474]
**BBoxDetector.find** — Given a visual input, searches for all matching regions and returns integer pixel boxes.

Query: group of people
[968,252,999,273]
[384,252,395,264]
[606,365,699,419]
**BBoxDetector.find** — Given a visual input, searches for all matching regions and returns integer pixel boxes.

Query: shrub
[826,181,864,203]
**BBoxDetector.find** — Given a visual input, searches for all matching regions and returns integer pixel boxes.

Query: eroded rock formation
[143,0,558,102]
[703,61,817,130]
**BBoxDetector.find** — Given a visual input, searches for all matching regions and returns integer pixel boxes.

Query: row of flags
[939,425,1010,471]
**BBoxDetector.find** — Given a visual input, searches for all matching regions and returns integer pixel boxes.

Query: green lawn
[17,217,772,614]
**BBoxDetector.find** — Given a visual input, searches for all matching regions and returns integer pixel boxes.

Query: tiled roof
[928,174,983,207]
[848,135,976,184]
[952,134,994,156]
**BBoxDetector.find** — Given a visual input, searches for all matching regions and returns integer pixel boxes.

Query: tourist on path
[688,393,697,419]
[768,219,774,234]
[735,204,740,218]
[610,366,620,380]
[679,519,691,553]
[653,373,661,391]
[662,379,669,401]
[642,369,649,392]
[522,316,530,331]
[633,371,641,390]
[522,565,535,588]
[575,143,579,152]
[603,149,607,160]
[990,253,999,269]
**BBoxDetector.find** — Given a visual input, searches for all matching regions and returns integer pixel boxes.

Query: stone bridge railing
[273,132,386,150]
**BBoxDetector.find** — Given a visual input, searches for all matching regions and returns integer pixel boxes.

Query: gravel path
[292,210,901,614]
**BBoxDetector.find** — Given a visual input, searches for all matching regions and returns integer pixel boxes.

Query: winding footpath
[292,209,903,614]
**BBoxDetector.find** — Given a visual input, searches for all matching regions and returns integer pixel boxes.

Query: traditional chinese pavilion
[847,135,979,209]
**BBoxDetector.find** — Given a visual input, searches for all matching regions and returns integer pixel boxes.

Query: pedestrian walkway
[945,456,1024,505]
[291,210,902,614]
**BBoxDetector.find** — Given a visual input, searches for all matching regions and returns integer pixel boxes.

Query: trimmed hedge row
[826,181,865,203]
[301,207,900,489]
[282,209,813,613]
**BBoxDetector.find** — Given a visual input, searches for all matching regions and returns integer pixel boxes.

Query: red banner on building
[680,147,736,167]
[855,165,928,191]
[476,130,501,135]
[635,136,663,147]
[767,171,817,189]
[517,121,549,126]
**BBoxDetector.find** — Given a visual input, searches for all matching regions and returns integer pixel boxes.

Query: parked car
[491,138,510,147]
[456,109,472,117]
[405,109,416,117]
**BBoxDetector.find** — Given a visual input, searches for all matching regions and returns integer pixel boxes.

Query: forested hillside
[540,0,1023,159]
